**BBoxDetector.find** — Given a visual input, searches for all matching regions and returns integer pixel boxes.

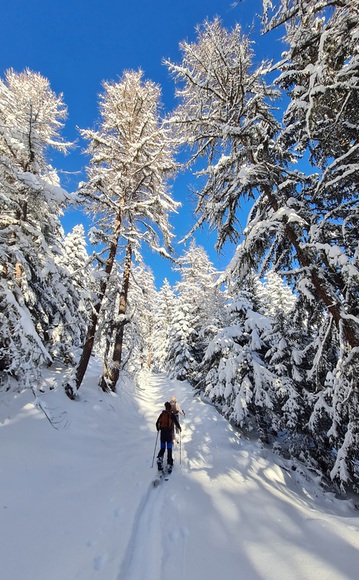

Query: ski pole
[180,430,182,465]
[151,431,159,468]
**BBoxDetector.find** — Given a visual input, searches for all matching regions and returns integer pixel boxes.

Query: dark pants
[157,428,173,465]
[174,413,181,434]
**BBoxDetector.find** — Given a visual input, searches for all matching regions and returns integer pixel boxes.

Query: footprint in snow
[93,553,108,571]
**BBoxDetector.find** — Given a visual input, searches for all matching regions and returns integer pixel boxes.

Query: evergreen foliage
[167,4,359,491]
[0,1,358,492]
[165,241,223,384]
[152,279,177,372]
[70,69,179,394]
[0,69,78,386]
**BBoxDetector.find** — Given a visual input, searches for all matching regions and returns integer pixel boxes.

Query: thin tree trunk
[101,317,116,388]
[99,242,132,392]
[65,213,122,399]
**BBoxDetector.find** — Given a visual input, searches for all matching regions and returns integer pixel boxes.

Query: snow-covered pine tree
[62,224,92,294]
[152,278,177,372]
[168,9,359,489]
[203,282,277,443]
[262,270,296,318]
[0,69,73,387]
[166,240,223,384]
[259,271,305,438]
[59,224,94,362]
[165,292,194,382]
[70,70,179,395]
[261,0,359,492]
[264,293,309,443]
[124,260,157,374]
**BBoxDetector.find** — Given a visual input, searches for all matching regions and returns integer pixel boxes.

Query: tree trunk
[99,242,132,393]
[65,213,122,399]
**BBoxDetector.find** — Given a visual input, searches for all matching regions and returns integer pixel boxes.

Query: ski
[153,473,167,486]
[153,466,172,487]
[153,476,161,487]
[153,475,165,487]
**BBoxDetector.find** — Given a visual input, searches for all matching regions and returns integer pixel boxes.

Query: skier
[156,402,181,472]
[170,395,185,441]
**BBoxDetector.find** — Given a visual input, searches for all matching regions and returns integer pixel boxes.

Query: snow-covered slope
[1,361,358,580]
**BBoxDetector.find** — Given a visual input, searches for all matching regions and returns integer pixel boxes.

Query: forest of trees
[1,0,358,493]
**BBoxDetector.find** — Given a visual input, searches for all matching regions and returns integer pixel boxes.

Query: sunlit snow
[1,360,358,580]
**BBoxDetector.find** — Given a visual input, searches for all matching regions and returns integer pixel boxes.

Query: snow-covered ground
[1,360,359,580]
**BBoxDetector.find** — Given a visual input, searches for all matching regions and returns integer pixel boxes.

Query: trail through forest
[1,363,358,580]
[121,373,359,580]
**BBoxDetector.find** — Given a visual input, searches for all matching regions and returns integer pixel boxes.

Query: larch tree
[166,18,282,251]
[167,13,358,352]
[98,238,133,391]
[67,70,179,397]
[0,69,73,387]
[167,10,359,489]
[97,252,157,379]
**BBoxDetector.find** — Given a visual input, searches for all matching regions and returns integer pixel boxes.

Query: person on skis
[156,402,181,472]
[170,395,185,441]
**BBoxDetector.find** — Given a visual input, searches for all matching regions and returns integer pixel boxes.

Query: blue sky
[1,0,282,287]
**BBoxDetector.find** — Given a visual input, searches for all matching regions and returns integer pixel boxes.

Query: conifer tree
[260,0,359,492]
[203,288,276,442]
[68,70,178,396]
[262,270,296,318]
[60,224,94,361]
[168,9,359,489]
[166,241,222,383]
[0,69,72,386]
[152,278,176,372]
[124,260,157,374]
[166,18,281,251]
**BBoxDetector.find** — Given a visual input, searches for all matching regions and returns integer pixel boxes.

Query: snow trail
[118,373,186,580]
[125,371,359,580]
[118,482,163,580]
[1,366,359,580]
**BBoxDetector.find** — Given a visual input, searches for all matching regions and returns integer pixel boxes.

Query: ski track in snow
[2,367,359,580]
[118,374,189,580]
[118,482,163,580]
[116,372,359,580]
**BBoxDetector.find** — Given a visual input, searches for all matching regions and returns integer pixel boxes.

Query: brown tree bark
[99,242,132,392]
[65,213,122,399]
